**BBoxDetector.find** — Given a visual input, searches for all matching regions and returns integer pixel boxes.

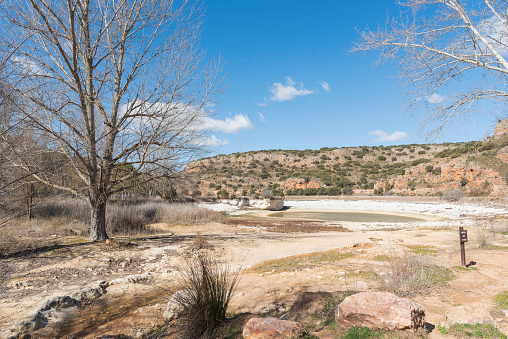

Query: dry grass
[175,251,240,338]
[0,197,223,255]
[377,253,453,297]
[475,221,495,248]
[226,218,349,233]
[188,232,210,251]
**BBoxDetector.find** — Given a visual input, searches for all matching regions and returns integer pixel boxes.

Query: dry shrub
[175,251,240,338]
[33,198,90,221]
[156,203,224,226]
[378,253,453,297]
[189,232,210,251]
[475,221,495,248]
[492,219,508,234]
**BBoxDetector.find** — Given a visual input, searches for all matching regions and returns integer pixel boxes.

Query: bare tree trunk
[90,199,107,241]
[25,182,33,221]
[1,0,223,240]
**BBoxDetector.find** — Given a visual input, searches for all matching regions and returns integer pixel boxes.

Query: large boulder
[335,292,425,331]
[440,306,496,329]
[242,317,308,338]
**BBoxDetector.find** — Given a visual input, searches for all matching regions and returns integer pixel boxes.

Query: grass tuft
[175,251,240,338]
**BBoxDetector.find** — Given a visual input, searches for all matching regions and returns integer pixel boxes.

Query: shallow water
[269,211,425,223]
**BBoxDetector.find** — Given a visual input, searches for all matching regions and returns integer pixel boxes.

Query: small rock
[440,306,496,329]
[260,303,278,314]
[243,317,308,338]
[163,290,190,321]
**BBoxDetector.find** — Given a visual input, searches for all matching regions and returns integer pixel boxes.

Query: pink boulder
[242,317,308,338]
[335,292,425,331]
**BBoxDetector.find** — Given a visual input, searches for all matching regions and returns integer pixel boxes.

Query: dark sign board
[460,230,468,243]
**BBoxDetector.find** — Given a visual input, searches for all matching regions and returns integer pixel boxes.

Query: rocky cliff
[185,125,508,198]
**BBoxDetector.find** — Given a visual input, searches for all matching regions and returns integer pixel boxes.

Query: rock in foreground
[335,291,425,331]
[243,317,308,338]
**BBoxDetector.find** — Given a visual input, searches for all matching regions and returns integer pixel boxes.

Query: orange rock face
[280,178,321,191]
[498,146,508,164]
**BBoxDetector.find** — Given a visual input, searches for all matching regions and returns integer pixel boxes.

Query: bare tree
[0,0,223,241]
[355,0,508,135]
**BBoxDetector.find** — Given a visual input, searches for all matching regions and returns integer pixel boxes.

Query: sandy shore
[200,198,508,231]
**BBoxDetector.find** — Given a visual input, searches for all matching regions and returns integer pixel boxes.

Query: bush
[175,252,240,338]
[442,189,463,202]
[378,253,453,297]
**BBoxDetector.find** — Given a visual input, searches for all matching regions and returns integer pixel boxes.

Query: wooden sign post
[459,226,468,267]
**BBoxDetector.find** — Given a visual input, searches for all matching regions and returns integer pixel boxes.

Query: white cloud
[201,135,228,146]
[12,56,47,76]
[199,114,253,134]
[370,130,409,142]
[319,81,330,92]
[259,113,266,122]
[269,77,315,102]
[257,98,268,107]
[480,16,508,57]
[427,93,446,104]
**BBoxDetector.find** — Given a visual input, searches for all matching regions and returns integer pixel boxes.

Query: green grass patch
[448,323,507,338]
[495,291,508,309]
[374,255,392,261]
[437,325,448,334]
[251,250,356,273]
[405,245,437,256]
[453,265,477,272]
[483,245,508,251]
[343,326,386,339]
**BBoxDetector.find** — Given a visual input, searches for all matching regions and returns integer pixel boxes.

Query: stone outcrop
[335,292,425,331]
[242,317,308,338]
[439,306,496,329]
[5,281,109,338]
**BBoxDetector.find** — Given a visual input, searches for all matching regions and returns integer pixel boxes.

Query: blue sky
[199,0,500,155]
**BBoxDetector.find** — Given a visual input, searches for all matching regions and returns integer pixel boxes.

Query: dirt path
[1,215,508,338]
